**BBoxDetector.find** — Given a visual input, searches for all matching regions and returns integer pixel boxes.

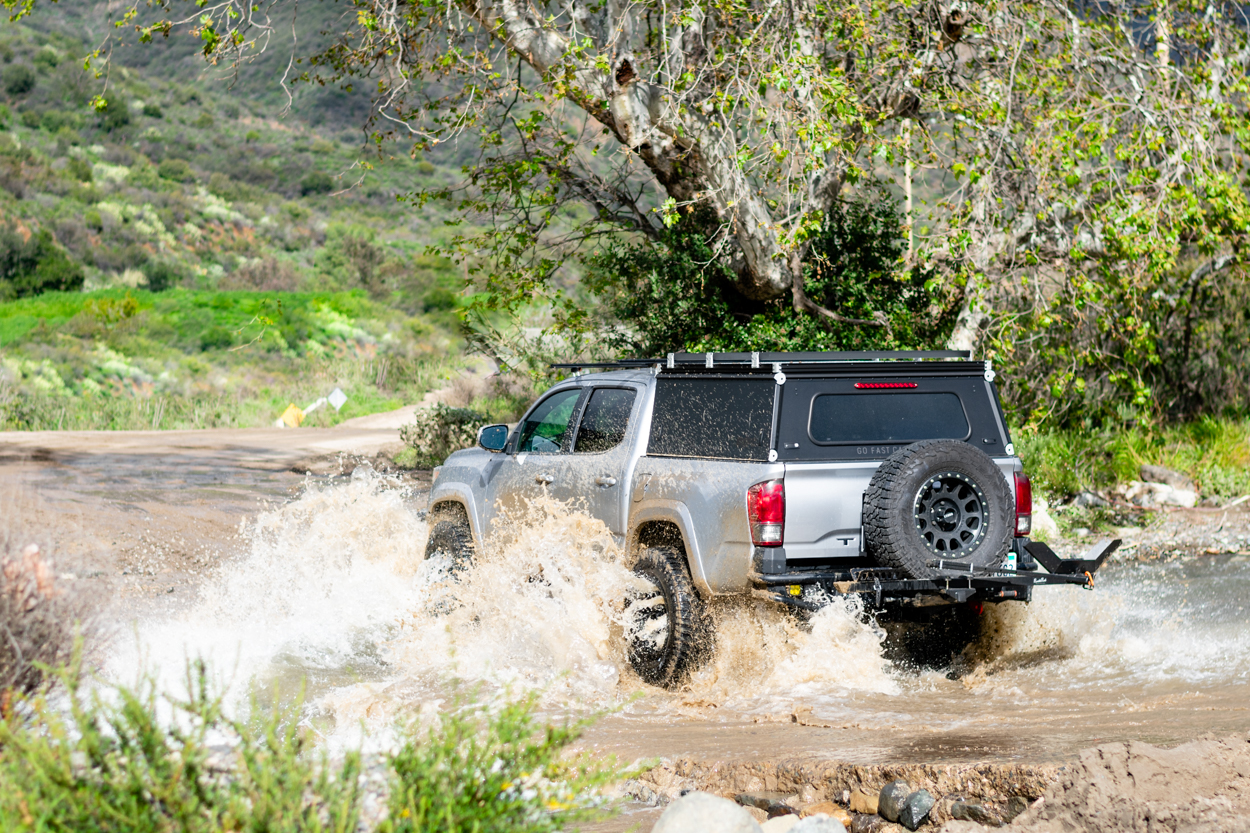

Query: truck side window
[516,389,582,453]
[574,388,636,453]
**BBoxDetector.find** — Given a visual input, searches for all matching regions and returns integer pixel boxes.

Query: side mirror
[478,424,509,452]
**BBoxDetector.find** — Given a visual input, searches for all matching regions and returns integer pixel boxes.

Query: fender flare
[628,501,712,598]
[428,484,485,552]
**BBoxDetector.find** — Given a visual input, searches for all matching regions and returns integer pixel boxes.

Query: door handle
[595,476,618,487]
[534,473,554,484]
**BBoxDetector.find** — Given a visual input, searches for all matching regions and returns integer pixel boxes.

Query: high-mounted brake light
[854,382,918,389]
[747,480,785,546]
[1014,472,1033,537]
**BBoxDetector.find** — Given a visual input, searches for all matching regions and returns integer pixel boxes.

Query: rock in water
[653,791,764,833]
[791,816,848,833]
[898,790,935,830]
[877,780,911,823]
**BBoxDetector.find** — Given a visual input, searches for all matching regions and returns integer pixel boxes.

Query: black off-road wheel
[424,505,475,575]
[864,439,1013,580]
[624,546,710,689]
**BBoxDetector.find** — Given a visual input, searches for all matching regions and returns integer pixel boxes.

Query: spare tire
[863,439,1013,580]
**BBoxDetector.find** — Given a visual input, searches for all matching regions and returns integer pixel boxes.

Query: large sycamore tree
[15,0,1250,420]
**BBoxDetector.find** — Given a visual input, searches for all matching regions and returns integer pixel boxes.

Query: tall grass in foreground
[1016,417,1250,499]
[0,663,624,833]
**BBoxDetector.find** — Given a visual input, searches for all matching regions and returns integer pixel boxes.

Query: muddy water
[99,471,1250,765]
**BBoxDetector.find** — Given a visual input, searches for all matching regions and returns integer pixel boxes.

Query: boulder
[849,790,879,815]
[898,790,935,830]
[1002,796,1030,823]
[850,814,885,833]
[737,791,800,817]
[878,780,911,823]
[1140,464,1195,491]
[653,791,764,833]
[950,801,999,826]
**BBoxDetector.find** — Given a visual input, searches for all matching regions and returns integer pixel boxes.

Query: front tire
[424,507,474,574]
[624,546,709,688]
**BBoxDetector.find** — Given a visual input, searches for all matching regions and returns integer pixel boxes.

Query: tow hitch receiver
[1024,538,1121,578]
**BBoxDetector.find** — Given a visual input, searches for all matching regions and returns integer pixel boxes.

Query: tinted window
[574,388,636,453]
[648,378,775,460]
[517,389,582,453]
[809,392,969,444]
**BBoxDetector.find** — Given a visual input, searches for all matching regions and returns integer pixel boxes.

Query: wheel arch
[627,503,710,597]
[427,484,483,550]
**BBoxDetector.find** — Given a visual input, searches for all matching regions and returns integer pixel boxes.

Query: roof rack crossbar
[551,350,974,372]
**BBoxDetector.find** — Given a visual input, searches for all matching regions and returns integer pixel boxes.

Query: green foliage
[399,403,488,469]
[380,691,621,833]
[65,155,91,182]
[300,170,334,195]
[1016,418,1250,500]
[193,111,214,128]
[0,660,362,833]
[2,63,35,96]
[587,199,956,354]
[156,157,194,182]
[97,99,130,131]
[0,224,84,301]
[141,101,162,118]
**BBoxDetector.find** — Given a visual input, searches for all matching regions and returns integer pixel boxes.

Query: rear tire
[863,439,1013,580]
[425,506,474,574]
[624,546,709,688]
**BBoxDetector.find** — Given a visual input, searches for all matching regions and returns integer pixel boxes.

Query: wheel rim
[625,572,671,671]
[913,471,988,555]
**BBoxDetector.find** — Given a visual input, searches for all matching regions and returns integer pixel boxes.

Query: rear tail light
[1014,471,1032,536]
[748,480,785,546]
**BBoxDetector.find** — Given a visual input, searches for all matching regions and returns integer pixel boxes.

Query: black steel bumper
[749,538,1121,609]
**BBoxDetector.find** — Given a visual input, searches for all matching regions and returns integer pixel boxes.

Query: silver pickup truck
[425,351,1116,687]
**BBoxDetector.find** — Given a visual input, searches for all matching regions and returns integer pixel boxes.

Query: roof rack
[552,350,974,372]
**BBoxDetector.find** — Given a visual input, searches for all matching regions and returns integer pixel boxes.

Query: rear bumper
[749,538,1120,609]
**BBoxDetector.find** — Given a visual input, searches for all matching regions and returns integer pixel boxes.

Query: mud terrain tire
[625,546,709,688]
[424,506,474,574]
[864,439,1013,580]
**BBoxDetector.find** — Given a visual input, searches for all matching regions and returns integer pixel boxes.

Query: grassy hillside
[0,19,480,430]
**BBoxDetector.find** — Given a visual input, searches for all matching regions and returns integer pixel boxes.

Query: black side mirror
[478,424,509,452]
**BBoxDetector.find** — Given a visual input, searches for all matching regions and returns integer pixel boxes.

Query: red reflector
[854,382,918,389]
[1014,471,1033,537]
[747,480,785,547]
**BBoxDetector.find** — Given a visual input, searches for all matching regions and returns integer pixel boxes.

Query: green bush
[157,157,195,183]
[381,691,621,833]
[84,209,103,231]
[2,64,35,96]
[300,170,335,195]
[245,129,261,142]
[0,224,85,301]
[142,101,163,118]
[32,46,58,70]
[399,403,487,468]
[194,111,215,128]
[0,661,363,833]
[66,156,92,183]
[98,99,130,131]
[19,109,41,128]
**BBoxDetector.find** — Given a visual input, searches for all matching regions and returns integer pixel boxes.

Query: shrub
[66,156,92,183]
[142,101,162,118]
[0,662,363,833]
[381,691,621,833]
[300,170,335,195]
[0,224,85,300]
[84,209,103,231]
[0,103,8,126]
[157,157,195,183]
[32,46,58,70]
[2,64,35,96]
[194,111,215,128]
[222,103,239,119]
[0,544,83,696]
[141,259,185,292]
[98,99,130,131]
[399,403,488,468]
[19,109,40,128]
[244,129,261,142]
